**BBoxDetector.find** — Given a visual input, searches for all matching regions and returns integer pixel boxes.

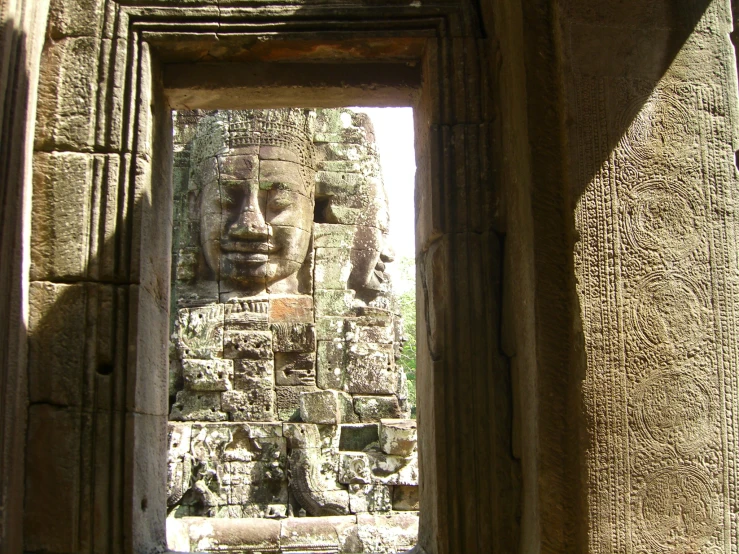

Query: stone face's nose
[380,245,395,264]
[228,184,269,239]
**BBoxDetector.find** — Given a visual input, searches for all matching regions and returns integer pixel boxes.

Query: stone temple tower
[166,108,419,548]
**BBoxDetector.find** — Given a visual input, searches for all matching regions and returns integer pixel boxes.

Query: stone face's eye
[269,191,293,211]
[220,186,244,209]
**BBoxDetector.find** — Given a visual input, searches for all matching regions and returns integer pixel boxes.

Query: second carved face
[200,145,314,294]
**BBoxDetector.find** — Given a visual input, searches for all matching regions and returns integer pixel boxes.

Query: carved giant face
[348,176,394,294]
[200,145,313,294]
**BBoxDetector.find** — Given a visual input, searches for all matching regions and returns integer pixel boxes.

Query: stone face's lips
[221,241,275,254]
[222,241,277,263]
[224,252,269,263]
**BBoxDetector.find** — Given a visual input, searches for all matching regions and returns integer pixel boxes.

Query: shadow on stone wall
[23,191,167,552]
[527,1,729,552]
[0,9,45,553]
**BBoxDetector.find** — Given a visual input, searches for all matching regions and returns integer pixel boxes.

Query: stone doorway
[20,5,515,554]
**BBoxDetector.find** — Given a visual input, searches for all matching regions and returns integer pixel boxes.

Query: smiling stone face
[199,138,315,295]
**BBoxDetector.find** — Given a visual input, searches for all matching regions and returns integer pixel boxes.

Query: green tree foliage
[398,289,417,417]
[395,257,416,417]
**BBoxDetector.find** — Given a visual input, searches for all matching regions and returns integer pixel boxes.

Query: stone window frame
[27,2,515,553]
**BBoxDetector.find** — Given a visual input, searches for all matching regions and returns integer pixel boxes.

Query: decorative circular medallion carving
[618,162,641,184]
[620,89,691,163]
[628,272,707,352]
[634,369,714,452]
[622,178,702,259]
[637,465,717,551]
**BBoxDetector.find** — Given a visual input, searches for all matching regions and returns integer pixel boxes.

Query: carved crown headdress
[227,109,316,170]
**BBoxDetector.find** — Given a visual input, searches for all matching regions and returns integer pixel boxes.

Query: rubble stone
[366,451,419,486]
[274,352,316,386]
[315,317,346,340]
[353,396,403,422]
[344,343,397,395]
[299,390,353,425]
[175,305,224,359]
[280,516,360,553]
[182,359,233,392]
[223,330,272,360]
[316,339,346,390]
[233,358,273,390]
[268,295,313,323]
[224,299,270,331]
[314,289,355,317]
[379,419,417,457]
[338,452,371,485]
[392,486,419,511]
[282,423,321,450]
[348,484,392,513]
[339,424,380,452]
[222,389,275,422]
[356,513,419,553]
[170,391,227,422]
[275,386,317,422]
[167,424,193,508]
[271,322,315,352]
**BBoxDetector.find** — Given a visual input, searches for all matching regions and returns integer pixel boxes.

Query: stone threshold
[168,513,419,553]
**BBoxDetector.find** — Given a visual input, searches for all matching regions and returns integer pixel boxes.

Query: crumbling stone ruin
[165,109,418,551]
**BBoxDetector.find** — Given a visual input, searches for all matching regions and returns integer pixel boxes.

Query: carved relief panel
[574,61,738,554]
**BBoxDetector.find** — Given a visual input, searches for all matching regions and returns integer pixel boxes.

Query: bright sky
[352,107,416,261]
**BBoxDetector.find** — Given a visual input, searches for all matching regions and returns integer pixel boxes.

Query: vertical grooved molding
[0,0,49,551]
